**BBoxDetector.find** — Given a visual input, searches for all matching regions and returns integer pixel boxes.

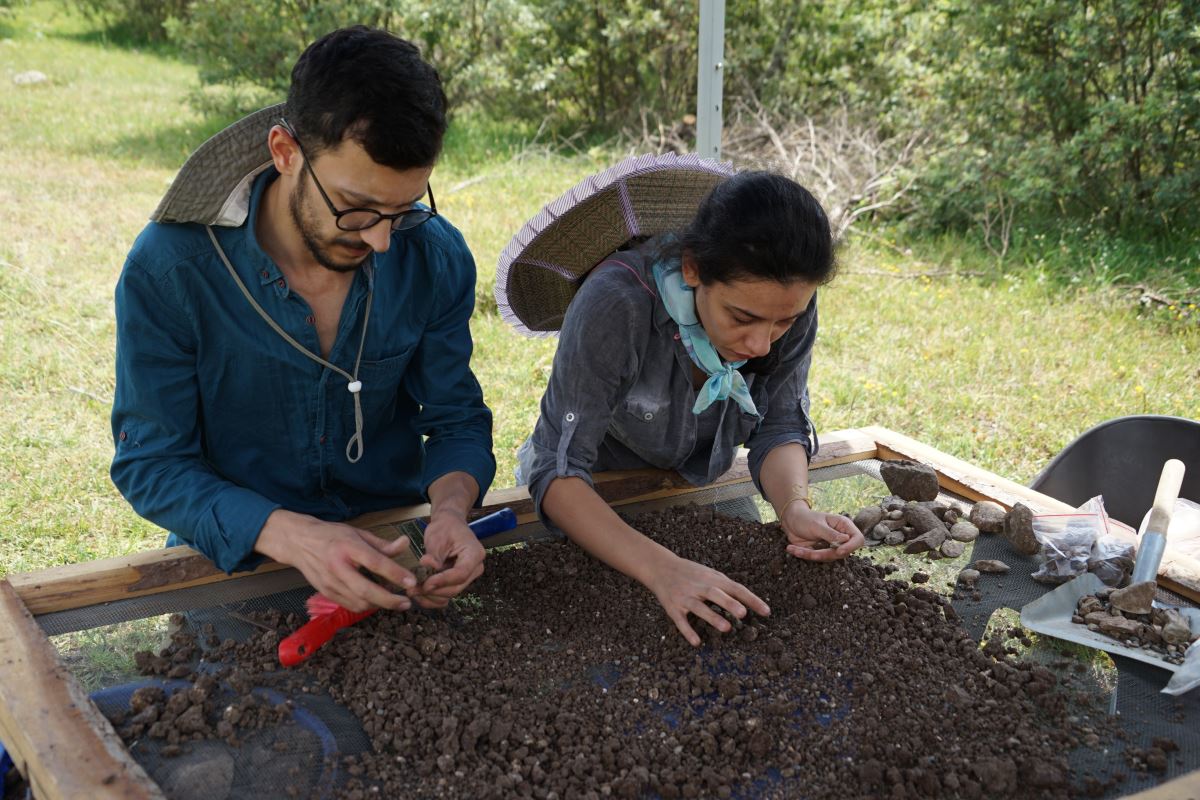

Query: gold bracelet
[781,484,812,514]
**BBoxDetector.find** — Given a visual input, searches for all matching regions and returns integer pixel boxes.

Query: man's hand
[409,509,486,609]
[646,552,770,647]
[255,509,417,612]
[780,504,864,561]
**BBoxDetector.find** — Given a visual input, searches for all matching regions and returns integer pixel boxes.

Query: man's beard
[288,175,372,273]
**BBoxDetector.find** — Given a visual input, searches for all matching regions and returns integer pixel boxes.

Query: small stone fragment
[974,559,1010,574]
[879,460,940,501]
[853,506,885,534]
[958,568,980,586]
[1162,610,1194,646]
[903,504,947,536]
[969,501,1006,534]
[869,523,891,541]
[905,528,947,554]
[940,540,966,559]
[1002,503,1039,555]
[1109,581,1156,615]
[949,520,980,542]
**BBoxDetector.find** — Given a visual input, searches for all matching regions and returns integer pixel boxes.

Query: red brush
[277,508,517,668]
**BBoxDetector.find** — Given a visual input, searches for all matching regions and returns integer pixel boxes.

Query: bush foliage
[113,0,1200,238]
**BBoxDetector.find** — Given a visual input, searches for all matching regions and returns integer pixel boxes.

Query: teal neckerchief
[651,257,760,417]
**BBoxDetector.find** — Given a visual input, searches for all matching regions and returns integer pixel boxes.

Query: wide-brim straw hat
[496,152,735,337]
[151,103,284,226]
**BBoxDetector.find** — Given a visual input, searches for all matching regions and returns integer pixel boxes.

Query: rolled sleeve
[523,267,648,527]
[111,257,281,573]
[404,237,496,505]
[745,300,820,494]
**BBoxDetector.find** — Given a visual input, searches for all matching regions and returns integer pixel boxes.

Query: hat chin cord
[206,226,371,463]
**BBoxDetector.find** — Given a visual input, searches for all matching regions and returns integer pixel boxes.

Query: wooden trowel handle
[1146,459,1186,538]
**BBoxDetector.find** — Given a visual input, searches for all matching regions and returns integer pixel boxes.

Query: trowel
[1021,460,1200,686]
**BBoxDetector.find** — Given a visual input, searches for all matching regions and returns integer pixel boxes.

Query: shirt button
[277,278,286,289]
[643,412,654,421]
[260,269,269,279]
[564,412,576,423]
[305,314,315,325]
[119,430,127,441]
[319,435,326,444]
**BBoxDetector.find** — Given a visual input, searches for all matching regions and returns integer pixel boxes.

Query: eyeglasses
[279,118,437,233]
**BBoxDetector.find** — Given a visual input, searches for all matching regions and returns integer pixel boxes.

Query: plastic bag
[1031,497,1136,586]
[1138,498,1200,559]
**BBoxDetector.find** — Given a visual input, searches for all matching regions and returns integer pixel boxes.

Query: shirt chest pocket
[341,343,417,425]
[613,394,692,463]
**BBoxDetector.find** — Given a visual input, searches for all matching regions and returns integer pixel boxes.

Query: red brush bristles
[304,592,342,618]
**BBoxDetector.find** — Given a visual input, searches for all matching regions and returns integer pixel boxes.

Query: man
[111,27,495,614]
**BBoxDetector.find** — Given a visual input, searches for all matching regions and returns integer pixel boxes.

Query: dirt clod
[880,460,940,501]
[970,501,1007,534]
[1003,503,1039,556]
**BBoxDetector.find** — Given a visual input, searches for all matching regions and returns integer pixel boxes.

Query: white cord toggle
[347,380,363,394]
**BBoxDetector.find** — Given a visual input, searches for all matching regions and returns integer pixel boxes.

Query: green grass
[2,1,1198,582]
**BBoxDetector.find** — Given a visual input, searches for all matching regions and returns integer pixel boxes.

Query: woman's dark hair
[669,172,836,375]
[682,171,836,287]
[285,26,447,170]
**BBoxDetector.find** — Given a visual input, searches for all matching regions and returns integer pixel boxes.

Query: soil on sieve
[130,506,1138,799]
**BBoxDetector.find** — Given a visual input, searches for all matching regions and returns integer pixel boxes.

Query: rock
[1109,581,1156,615]
[869,523,891,541]
[1096,616,1144,639]
[905,528,947,554]
[940,540,966,559]
[969,501,1006,534]
[911,572,930,584]
[1003,503,1039,555]
[958,569,980,586]
[1161,610,1194,646]
[879,460,940,502]
[853,506,885,534]
[974,559,1010,574]
[883,531,905,546]
[903,504,947,536]
[949,520,980,542]
[13,70,48,86]
[943,507,961,525]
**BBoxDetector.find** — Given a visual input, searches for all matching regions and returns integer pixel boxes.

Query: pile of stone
[1072,587,1198,665]
[851,460,1038,560]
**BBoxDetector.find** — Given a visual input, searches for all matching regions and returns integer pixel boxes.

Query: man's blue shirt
[111,169,495,573]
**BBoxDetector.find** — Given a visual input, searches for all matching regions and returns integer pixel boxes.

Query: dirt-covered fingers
[715,579,771,618]
[408,550,485,609]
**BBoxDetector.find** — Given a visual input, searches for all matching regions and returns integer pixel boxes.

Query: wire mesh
[34,461,1200,799]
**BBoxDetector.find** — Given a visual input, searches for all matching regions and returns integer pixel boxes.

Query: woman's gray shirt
[517,242,818,529]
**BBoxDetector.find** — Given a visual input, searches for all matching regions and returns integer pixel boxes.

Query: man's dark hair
[285,26,447,170]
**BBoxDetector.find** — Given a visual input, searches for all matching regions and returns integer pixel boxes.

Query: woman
[508,165,864,646]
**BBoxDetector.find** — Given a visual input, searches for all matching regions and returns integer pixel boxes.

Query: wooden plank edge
[10,429,876,616]
[1117,769,1200,800]
[0,580,164,799]
[864,425,1075,514]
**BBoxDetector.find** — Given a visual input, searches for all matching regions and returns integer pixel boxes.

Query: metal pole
[696,0,726,160]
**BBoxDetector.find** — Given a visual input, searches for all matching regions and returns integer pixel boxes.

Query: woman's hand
[780,504,864,561]
[646,552,770,647]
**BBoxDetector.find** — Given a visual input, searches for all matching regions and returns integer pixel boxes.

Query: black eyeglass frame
[278,118,437,233]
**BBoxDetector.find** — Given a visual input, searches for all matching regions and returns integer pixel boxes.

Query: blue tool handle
[416,507,517,540]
